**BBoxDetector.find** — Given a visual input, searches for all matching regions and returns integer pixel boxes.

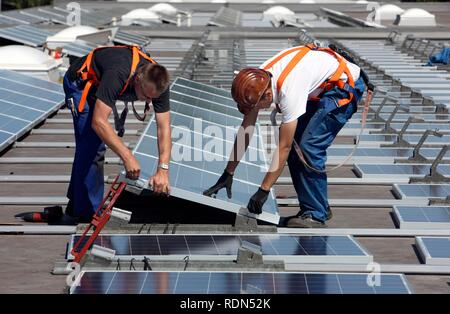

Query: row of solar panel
[0,6,114,27]
[0,69,65,152]
[68,234,370,263]
[338,40,450,109]
[71,271,412,294]
[335,41,450,236]
[0,25,150,57]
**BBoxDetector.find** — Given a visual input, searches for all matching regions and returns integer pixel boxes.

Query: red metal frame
[71,175,127,264]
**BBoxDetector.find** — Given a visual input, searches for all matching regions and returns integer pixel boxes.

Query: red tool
[71,175,127,264]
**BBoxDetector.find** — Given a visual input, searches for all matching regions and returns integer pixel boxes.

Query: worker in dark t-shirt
[63,45,172,222]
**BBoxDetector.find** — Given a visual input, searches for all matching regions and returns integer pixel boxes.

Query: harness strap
[76,45,157,114]
[275,47,311,92]
[263,46,305,70]
[264,44,355,108]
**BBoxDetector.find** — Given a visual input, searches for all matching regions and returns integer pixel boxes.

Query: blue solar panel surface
[0,69,64,152]
[130,77,279,224]
[71,271,412,294]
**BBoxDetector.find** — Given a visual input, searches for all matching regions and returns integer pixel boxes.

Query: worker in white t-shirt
[204,44,368,228]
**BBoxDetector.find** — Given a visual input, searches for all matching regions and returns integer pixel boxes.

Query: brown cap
[231,68,271,115]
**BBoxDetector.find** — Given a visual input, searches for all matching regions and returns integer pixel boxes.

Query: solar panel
[393,184,450,200]
[0,24,96,57]
[208,7,242,27]
[47,6,114,27]
[68,234,371,264]
[82,10,114,26]
[241,13,272,27]
[416,237,450,265]
[19,8,65,24]
[127,77,279,224]
[50,6,92,25]
[113,30,150,46]
[61,40,97,57]
[189,12,215,26]
[355,164,450,179]
[0,25,52,47]
[147,39,195,54]
[0,69,64,152]
[0,14,28,25]
[1,10,45,24]
[70,271,412,294]
[393,206,450,229]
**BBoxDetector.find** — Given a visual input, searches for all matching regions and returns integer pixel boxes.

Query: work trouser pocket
[323,101,355,135]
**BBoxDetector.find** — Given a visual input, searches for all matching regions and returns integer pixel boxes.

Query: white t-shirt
[260,47,361,124]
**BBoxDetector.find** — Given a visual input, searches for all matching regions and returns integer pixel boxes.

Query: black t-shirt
[67,47,170,113]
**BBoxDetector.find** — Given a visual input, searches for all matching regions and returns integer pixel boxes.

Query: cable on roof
[138,224,146,234]
[116,258,121,271]
[163,223,170,234]
[183,255,189,271]
[143,257,152,271]
[129,258,136,271]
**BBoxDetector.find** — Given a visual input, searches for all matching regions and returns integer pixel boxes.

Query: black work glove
[203,170,233,198]
[247,188,270,215]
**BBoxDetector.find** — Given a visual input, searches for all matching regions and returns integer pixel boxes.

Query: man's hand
[123,155,141,180]
[247,187,269,214]
[203,170,233,198]
[149,168,170,195]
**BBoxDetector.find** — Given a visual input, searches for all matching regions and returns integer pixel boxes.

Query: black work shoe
[295,207,333,222]
[326,206,333,221]
[286,215,327,228]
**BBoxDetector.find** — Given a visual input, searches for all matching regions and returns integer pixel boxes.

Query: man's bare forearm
[92,101,132,162]
[156,113,172,164]
[260,119,298,191]
[226,110,258,173]
[158,122,172,164]
[225,126,254,173]
[260,146,291,191]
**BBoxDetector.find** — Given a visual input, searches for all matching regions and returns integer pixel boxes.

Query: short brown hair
[139,63,170,93]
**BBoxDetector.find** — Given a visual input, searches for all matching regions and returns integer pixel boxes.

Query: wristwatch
[158,162,169,171]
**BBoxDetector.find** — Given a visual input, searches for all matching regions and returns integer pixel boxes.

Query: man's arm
[246,119,297,214]
[225,108,259,173]
[149,111,171,194]
[92,99,141,179]
[203,108,258,198]
[260,119,297,190]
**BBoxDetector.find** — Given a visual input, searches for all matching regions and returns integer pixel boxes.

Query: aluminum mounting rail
[276,198,430,207]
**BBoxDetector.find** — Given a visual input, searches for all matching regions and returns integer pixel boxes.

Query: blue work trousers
[287,77,365,222]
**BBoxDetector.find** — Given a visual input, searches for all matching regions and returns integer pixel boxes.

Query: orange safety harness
[265,43,374,173]
[263,43,355,106]
[76,45,157,113]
